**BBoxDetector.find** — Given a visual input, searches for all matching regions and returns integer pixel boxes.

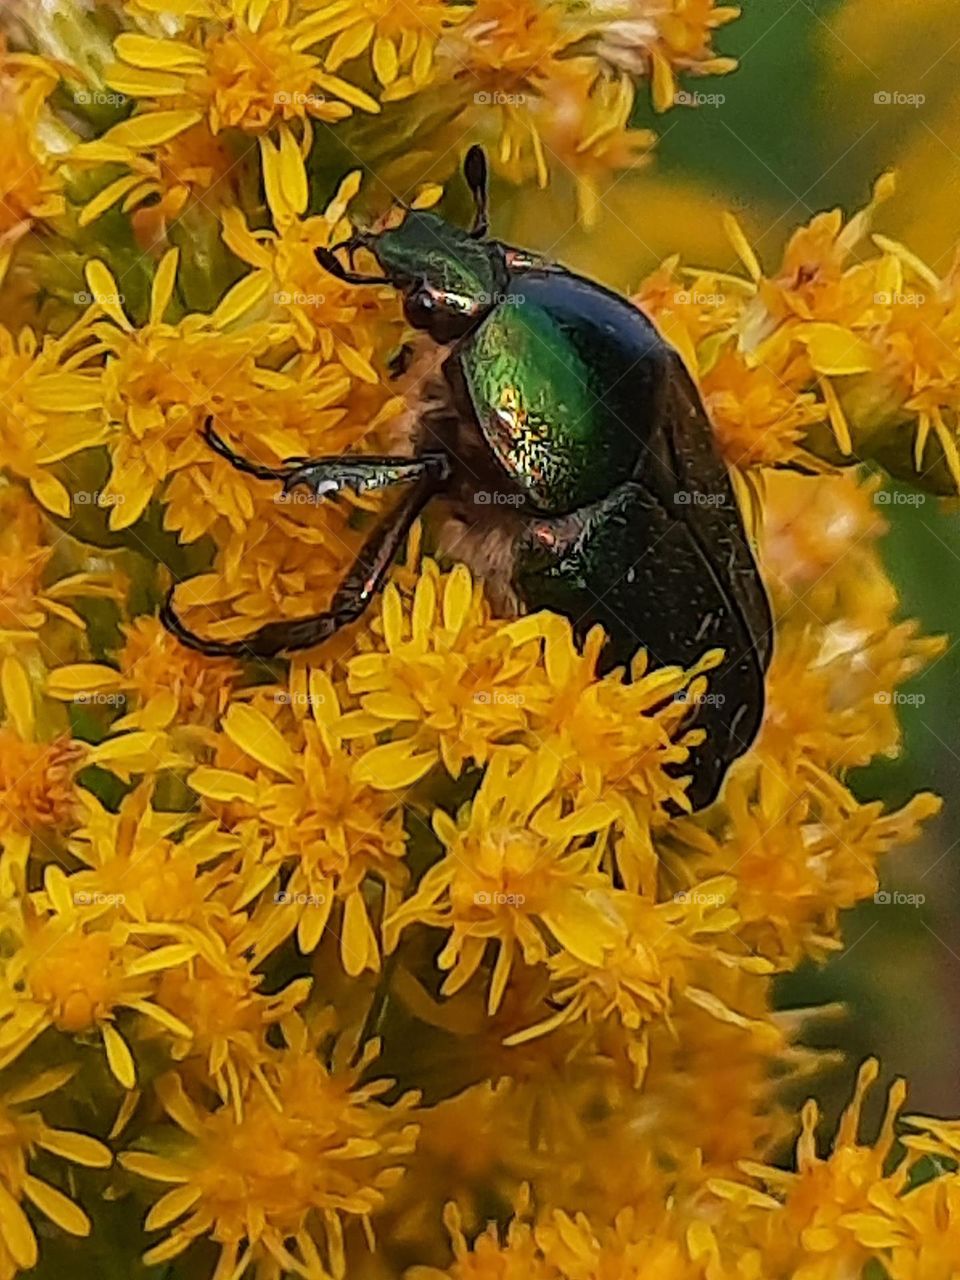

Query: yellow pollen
[28,933,117,1034]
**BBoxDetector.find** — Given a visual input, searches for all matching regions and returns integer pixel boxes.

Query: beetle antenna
[464,145,489,237]
[315,245,387,286]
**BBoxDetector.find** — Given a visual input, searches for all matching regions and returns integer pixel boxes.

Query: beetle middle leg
[203,419,449,501]
[162,469,441,659]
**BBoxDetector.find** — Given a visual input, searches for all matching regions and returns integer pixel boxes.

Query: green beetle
[163,147,772,808]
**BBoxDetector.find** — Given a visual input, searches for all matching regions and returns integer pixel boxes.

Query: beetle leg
[202,418,291,481]
[315,246,387,286]
[161,471,440,659]
[280,453,449,502]
[202,419,450,502]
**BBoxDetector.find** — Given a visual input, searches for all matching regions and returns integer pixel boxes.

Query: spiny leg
[161,472,440,659]
[203,419,449,500]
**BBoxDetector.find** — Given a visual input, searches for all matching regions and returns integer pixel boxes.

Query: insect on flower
[162,148,772,808]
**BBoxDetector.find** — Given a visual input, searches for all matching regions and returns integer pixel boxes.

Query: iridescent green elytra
[163,148,772,809]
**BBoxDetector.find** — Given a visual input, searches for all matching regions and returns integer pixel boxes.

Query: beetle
[162,146,772,809]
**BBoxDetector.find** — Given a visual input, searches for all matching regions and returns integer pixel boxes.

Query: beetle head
[316,148,505,344]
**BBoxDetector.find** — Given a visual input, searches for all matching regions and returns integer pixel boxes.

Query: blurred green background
[517,0,960,1132]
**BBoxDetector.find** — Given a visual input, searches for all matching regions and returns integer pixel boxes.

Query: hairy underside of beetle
[386,336,530,616]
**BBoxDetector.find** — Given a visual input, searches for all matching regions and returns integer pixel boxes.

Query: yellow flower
[517,617,716,856]
[0,322,105,518]
[597,0,740,111]
[633,255,750,376]
[446,0,592,103]
[702,344,828,471]
[69,239,371,598]
[106,0,379,139]
[47,615,245,755]
[0,1066,112,1275]
[761,623,942,779]
[190,675,409,972]
[640,971,791,1184]
[166,493,366,643]
[345,561,551,780]
[120,1025,418,1276]
[408,1201,555,1280]
[0,486,123,655]
[0,43,65,283]
[759,470,894,625]
[387,750,619,1015]
[150,960,311,1105]
[535,1208,697,1280]
[716,1059,911,1279]
[507,874,758,1083]
[348,562,718,894]
[305,0,469,97]
[61,782,243,932]
[671,769,941,966]
[73,119,241,243]
[529,68,658,225]
[0,656,85,885]
[0,725,82,862]
[221,153,405,380]
[440,0,614,191]
[890,1115,960,1279]
[637,173,960,491]
[80,249,289,530]
[0,4,958,1275]
[1,890,199,1089]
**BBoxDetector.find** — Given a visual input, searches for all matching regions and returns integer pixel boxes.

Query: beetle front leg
[202,419,449,502]
[161,471,440,659]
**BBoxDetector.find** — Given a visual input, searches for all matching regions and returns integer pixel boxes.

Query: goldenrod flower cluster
[637,171,960,494]
[0,3,956,1279]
